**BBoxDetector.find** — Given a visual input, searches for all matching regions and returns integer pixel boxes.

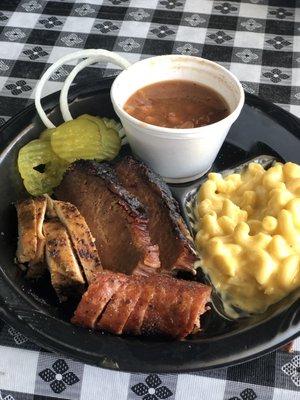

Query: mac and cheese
[194,161,300,315]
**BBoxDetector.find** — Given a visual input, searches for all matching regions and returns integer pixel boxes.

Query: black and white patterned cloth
[0,0,299,399]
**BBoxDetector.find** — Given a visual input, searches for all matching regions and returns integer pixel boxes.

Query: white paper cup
[111,55,244,183]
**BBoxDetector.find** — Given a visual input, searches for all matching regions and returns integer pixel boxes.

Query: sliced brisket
[114,156,197,274]
[55,161,160,275]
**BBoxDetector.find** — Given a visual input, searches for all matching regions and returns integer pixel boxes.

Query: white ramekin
[111,55,244,183]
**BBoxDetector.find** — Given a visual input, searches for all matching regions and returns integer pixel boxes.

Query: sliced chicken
[44,220,85,301]
[16,198,37,263]
[53,200,102,283]
[44,194,57,218]
[27,196,47,278]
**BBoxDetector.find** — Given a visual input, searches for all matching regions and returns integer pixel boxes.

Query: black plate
[0,77,300,373]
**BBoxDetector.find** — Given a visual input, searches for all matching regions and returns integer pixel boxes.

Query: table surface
[0,0,299,399]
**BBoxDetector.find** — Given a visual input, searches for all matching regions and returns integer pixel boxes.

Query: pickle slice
[18,139,68,196]
[78,114,121,160]
[40,128,55,141]
[101,127,121,160]
[102,117,123,133]
[51,118,102,162]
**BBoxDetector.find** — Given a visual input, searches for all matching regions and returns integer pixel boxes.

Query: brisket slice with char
[72,271,211,339]
[55,161,160,276]
[114,156,197,274]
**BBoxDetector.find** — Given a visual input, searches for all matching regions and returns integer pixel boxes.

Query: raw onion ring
[35,49,131,129]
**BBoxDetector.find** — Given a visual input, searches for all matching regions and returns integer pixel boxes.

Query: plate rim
[0,78,300,373]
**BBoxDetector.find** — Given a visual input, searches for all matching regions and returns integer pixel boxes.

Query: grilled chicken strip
[72,271,211,339]
[27,196,47,278]
[16,198,37,264]
[44,220,85,301]
[53,200,102,283]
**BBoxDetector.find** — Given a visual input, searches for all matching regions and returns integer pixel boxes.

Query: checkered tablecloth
[0,0,299,399]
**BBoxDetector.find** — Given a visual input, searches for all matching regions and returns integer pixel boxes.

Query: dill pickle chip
[102,117,122,133]
[78,114,107,131]
[101,127,121,160]
[18,138,68,196]
[51,119,102,162]
[78,114,121,160]
[40,128,55,141]
[18,139,55,177]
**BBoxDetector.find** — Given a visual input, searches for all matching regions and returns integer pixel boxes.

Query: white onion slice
[60,55,130,122]
[35,49,131,129]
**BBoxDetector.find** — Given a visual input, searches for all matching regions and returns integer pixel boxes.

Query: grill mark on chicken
[72,271,211,338]
[114,156,197,274]
[16,198,37,264]
[44,220,85,301]
[55,160,160,275]
[53,200,102,283]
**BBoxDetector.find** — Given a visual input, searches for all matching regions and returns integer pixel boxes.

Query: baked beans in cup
[111,55,244,183]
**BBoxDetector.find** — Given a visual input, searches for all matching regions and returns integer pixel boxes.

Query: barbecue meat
[72,271,211,339]
[16,196,47,278]
[27,196,47,278]
[55,161,160,275]
[140,275,210,339]
[44,220,85,301]
[114,156,197,274]
[72,271,128,328]
[97,275,142,334]
[123,277,156,335]
[53,200,102,283]
[16,198,37,263]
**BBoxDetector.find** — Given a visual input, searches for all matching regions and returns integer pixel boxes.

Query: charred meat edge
[57,161,160,275]
[114,156,197,274]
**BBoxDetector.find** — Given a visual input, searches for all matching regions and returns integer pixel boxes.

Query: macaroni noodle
[194,161,300,315]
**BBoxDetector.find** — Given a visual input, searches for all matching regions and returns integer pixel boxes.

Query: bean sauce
[124,80,229,129]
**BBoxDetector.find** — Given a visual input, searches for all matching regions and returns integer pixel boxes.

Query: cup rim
[111,55,245,136]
